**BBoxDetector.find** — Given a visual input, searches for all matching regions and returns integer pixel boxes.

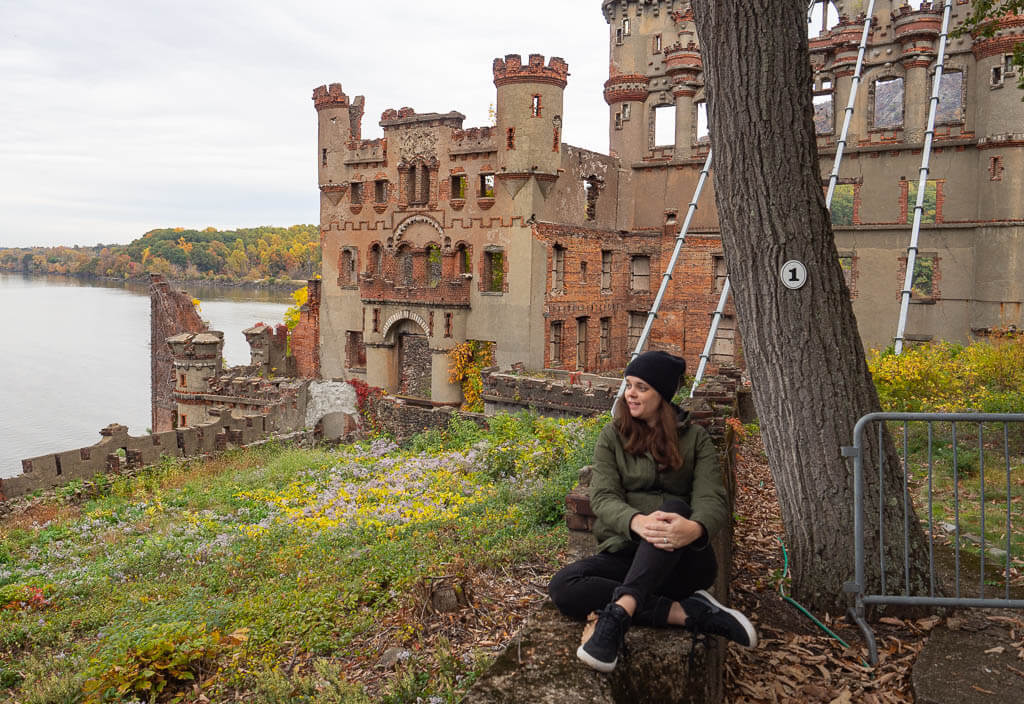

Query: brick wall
[150,274,207,433]
[291,279,321,379]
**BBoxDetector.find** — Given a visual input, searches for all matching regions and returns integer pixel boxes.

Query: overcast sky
[0,1,611,248]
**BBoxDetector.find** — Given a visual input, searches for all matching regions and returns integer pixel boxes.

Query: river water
[0,273,293,479]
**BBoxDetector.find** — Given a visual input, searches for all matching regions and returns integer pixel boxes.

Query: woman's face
[623,375,662,425]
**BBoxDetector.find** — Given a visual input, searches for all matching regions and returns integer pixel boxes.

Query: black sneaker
[682,589,758,648]
[576,602,631,672]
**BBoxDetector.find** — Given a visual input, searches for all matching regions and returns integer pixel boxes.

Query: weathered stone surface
[461,602,723,704]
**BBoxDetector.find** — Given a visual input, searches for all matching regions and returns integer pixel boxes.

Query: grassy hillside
[1,413,604,703]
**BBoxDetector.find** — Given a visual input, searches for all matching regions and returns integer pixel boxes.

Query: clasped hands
[630,511,702,551]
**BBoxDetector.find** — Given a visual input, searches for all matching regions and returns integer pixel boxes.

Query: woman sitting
[548,350,757,672]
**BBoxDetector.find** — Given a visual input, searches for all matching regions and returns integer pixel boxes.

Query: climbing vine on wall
[447,340,495,412]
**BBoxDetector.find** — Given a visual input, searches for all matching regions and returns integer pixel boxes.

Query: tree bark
[690,0,932,612]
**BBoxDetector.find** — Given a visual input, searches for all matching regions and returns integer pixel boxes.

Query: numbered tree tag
[780,260,807,290]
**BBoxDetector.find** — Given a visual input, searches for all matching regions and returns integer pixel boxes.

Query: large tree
[690,0,932,612]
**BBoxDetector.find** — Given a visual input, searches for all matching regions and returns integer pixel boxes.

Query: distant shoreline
[2,270,310,293]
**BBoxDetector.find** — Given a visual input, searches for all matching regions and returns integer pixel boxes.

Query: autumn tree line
[0,225,321,283]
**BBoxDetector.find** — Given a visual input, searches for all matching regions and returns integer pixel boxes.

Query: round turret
[492,53,569,177]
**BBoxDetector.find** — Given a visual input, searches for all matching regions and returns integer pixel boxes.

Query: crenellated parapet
[312,83,350,110]
[380,108,465,130]
[970,14,1024,60]
[492,53,569,88]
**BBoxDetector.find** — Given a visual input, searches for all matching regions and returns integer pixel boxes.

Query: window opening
[340,248,356,285]
[935,70,963,124]
[531,95,542,117]
[912,255,936,298]
[992,65,1004,86]
[484,250,504,292]
[873,77,904,129]
[622,104,631,120]
[580,260,587,278]
[550,321,563,364]
[600,317,611,357]
[712,255,728,293]
[375,180,387,203]
[451,174,467,199]
[653,34,662,52]
[654,104,675,146]
[350,182,363,204]
[601,250,612,289]
[616,28,623,44]
[631,255,651,291]
[907,180,938,224]
[584,177,600,221]
[806,1,839,37]
[622,18,630,35]
[576,318,588,370]
[627,312,645,352]
[346,331,366,368]
[696,102,709,142]
[456,243,471,274]
[321,148,327,166]
[398,246,413,286]
[831,184,855,225]
[553,244,565,291]
[373,308,380,332]
[479,173,495,198]
[444,313,453,338]
[506,128,515,149]
[427,245,441,287]
[813,91,834,134]
[838,255,854,287]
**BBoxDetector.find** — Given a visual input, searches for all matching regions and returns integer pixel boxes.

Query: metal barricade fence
[842,412,1024,665]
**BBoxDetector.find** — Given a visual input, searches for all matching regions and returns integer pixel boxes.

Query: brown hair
[613,397,682,471]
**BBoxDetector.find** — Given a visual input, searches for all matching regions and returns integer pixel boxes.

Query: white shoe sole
[576,644,617,673]
[693,589,759,648]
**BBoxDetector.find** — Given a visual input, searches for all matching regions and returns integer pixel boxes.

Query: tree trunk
[690,0,932,612]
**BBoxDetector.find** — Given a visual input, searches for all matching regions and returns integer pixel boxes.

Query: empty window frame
[627,312,645,353]
[426,244,442,287]
[345,331,367,369]
[374,179,388,204]
[599,317,611,357]
[630,255,651,291]
[552,244,566,291]
[584,177,600,221]
[321,148,328,166]
[479,173,495,198]
[601,250,612,289]
[369,243,383,277]
[340,247,357,285]
[712,254,728,293]
[653,104,675,146]
[838,255,854,288]
[531,94,542,117]
[484,249,504,292]
[813,84,834,135]
[831,183,855,225]
[550,320,563,364]
[407,164,429,205]
[911,254,937,298]
[872,77,904,130]
[456,243,471,274]
[576,318,588,370]
[907,179,938,224]
[935,69,964,124]
[450,174,467,199]
[622,17,630,35]
[350,181,363,204]
[398,245,414,286]
[806,1,839,37]
[696,101,709,142]
[653,34,662,53]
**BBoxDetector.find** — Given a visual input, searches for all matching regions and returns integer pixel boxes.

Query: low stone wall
[1,380,361,504]
[364,394,487,442]
[482,369,619,418]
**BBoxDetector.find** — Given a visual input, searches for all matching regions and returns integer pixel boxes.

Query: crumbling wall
[151,274,207,432]
[482,369,619,417]
[291,279,321,379]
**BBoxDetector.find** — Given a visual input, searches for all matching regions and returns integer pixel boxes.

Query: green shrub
[83,621,246,703]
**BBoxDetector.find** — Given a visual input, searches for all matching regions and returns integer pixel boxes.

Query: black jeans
[548,498,717,627]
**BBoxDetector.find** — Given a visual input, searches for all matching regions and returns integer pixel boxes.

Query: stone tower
[167,331,224,428]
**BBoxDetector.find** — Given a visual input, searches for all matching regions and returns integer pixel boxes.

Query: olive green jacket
[589,411,728,554]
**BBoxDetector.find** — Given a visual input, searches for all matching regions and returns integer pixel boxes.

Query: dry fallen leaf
[829,688,853,704]
[985,646,1006,655]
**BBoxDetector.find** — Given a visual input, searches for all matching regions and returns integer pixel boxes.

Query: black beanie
[624,350,687,403]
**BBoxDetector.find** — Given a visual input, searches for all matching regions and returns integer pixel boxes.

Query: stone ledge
[461,602,724,704]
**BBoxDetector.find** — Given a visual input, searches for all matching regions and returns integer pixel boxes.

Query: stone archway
[382,313,432,399]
